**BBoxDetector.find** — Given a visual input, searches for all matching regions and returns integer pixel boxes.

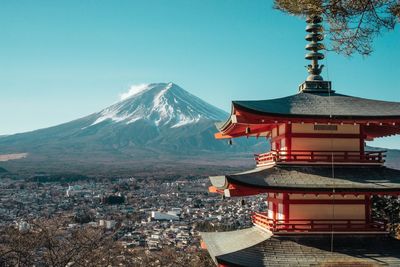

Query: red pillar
[283,193,289,223]
[286,123,292,160]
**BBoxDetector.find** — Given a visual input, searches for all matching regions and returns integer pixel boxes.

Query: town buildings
[0,175,258,255]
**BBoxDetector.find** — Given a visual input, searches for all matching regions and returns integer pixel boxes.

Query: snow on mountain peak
[119,83,151,100]
[90,82,227,128]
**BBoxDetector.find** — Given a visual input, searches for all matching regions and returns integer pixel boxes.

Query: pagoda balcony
[254,150,386,167]
[252,212,387,234]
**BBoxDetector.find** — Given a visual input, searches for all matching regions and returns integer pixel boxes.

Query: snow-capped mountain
[0,82,263,174]
[89,82,227,128]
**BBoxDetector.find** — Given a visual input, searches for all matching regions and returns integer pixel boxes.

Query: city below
[0,172,262,266]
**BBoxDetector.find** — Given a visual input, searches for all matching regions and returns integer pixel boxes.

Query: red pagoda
[201,14,400,266]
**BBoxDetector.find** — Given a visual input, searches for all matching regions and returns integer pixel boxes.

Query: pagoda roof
[233,92,400,119]
[210,165,400,194]
[200,227,272,265]
[212,233,400,267]
[217,91,400,139]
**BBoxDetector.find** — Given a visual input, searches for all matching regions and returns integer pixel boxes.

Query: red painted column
[283,193,289,223]
[286,123,292,160]
[275,125,280,151]
[273,198,277,221]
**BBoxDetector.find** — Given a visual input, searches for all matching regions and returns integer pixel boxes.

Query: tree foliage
[274,0,399,56]
[0,217,214,267]
[372,195,400,236]
[0,219,117,266]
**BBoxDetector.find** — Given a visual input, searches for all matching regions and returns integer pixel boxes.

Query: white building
[151,211,179,221]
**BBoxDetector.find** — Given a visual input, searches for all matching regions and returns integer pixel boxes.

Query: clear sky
[0,0,399,148]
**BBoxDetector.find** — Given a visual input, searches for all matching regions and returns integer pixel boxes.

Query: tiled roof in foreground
[200,227,272,264]
[216,234,400,267]
[210,165,400,192]
[233,92,400,119]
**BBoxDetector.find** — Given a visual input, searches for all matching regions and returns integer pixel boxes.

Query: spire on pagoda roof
[299,14,333,93]
[305,14,325,81]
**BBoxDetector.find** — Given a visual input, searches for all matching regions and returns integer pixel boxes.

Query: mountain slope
[91,83,227,128]
[0,83,263,174]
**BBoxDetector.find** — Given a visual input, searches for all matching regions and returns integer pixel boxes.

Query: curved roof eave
[210,165,400,194]
[232,92,400,119]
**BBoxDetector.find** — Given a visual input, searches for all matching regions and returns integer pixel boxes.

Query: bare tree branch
[274,0,399,56]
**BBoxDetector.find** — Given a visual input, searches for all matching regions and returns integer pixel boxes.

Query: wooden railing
[254,150,386,166]
[252,212,387,233]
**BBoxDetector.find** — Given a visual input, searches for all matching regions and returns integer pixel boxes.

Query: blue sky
[0,0,399,148]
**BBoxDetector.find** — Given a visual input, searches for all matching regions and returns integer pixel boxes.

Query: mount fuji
[0,83,262,175]
[91,82,227,128]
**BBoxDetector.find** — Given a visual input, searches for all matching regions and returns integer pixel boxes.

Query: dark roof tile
[233,92,400,118]
[217,234,400,267]
[222,165,400,192]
